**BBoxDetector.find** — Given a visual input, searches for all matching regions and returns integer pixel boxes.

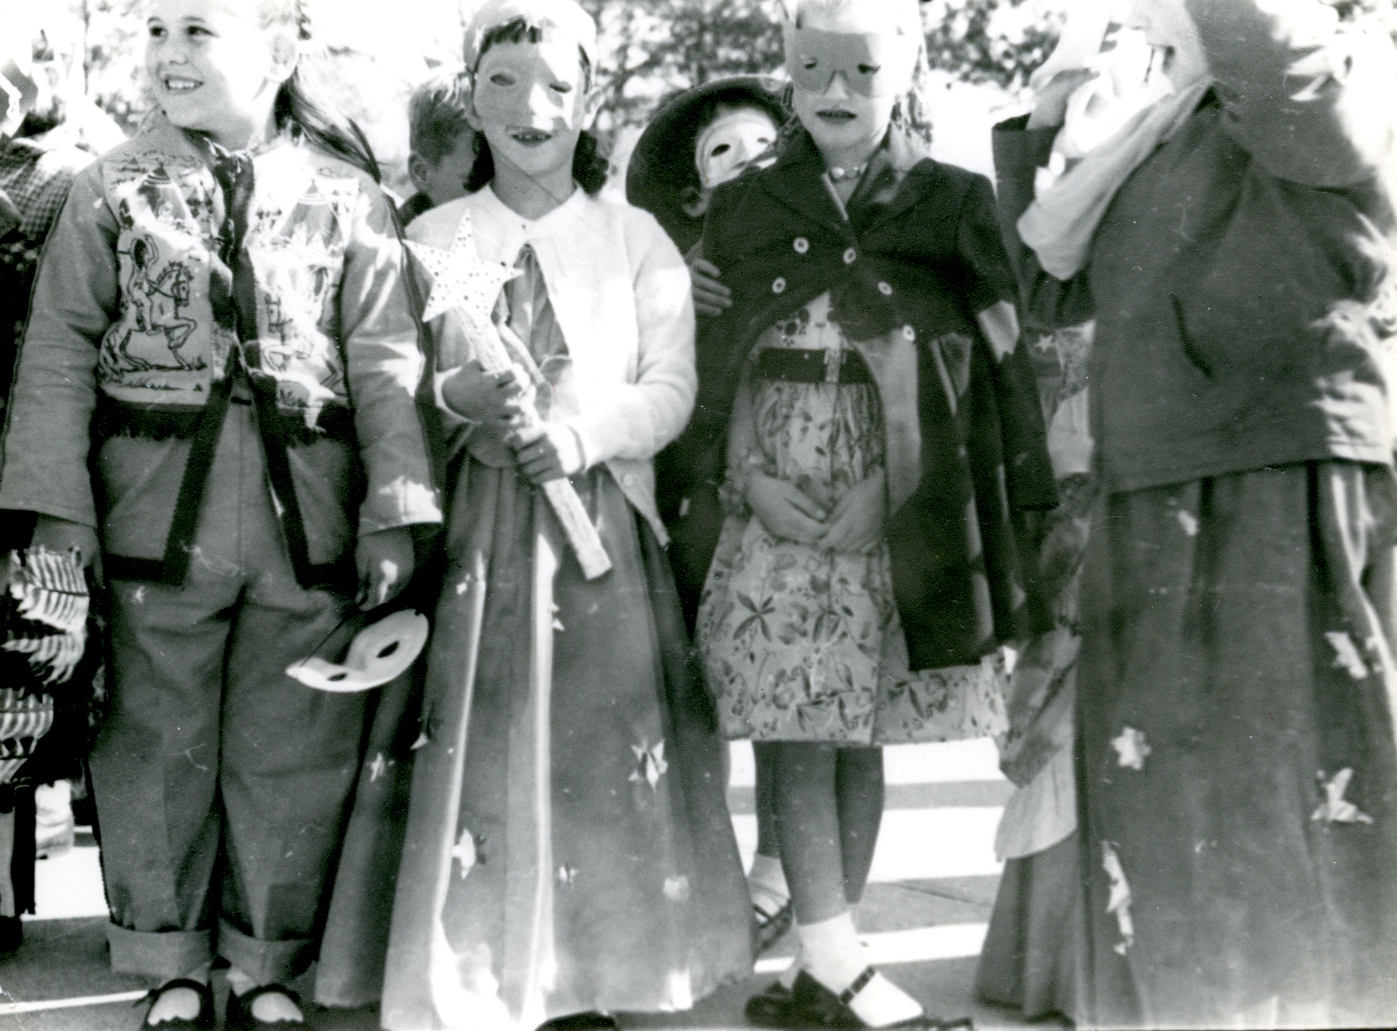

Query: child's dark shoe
[754,898,794,954]
[0,915,21,955]
[224,984,303,1029]
[139,979,215,1030]
[789,969,974,1030]
[744,980,796,1026]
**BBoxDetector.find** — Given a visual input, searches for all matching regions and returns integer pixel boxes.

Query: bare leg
[836,747,883,908]
[768,742,922,1027]
[0,809,14,918]
[754,743,782,858]
[769,741,845,924]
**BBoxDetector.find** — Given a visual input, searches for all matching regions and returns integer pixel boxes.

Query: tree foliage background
[48,0,1397,191]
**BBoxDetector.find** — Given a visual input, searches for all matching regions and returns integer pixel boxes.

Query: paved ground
[0,741,1064,1031]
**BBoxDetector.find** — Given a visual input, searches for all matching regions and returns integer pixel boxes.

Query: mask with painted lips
[471,39,587,135]
[783,25,920,99]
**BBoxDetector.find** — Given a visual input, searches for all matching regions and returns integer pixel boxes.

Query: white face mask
[287,610,430,693]
[694,110,779,189]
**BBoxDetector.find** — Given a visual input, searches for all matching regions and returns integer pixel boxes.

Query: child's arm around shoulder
[339,175,443,535]
[564,204,696,467]
[0,164,120,530]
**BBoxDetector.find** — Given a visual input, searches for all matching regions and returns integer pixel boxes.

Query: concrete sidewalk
[0,742,1065,1031]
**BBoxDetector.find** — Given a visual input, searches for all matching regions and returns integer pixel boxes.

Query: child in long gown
[379,2,752,1028]
[693,0,1056,1025]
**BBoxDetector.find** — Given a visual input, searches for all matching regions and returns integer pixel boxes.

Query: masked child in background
[625,74,796,956]
[693,0,1056,1026]
[0,1,441,1027]
[400,71,477,225]
[380,2,751,1029]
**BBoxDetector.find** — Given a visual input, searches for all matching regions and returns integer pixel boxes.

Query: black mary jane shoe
[744,980,796,1026]
[787,968,975,1030]
[533,1012,619,1030]
[0,915,22,955]
[224,984,304,1030]
[755,898,795,954]
[138,978,215,1030]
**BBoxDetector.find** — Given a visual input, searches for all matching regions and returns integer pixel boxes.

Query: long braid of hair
[260,0,382,182]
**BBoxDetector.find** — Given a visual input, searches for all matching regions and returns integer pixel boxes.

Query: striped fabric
[0,688,54,786]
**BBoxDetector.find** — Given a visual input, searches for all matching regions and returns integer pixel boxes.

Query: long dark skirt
[381,458,752,1030]
[976,834,1083,1022]
[1076,461,1397,1028]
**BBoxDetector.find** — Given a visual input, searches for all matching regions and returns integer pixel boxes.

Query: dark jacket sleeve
[991,115,1097,332]
[1188,0,1397,189]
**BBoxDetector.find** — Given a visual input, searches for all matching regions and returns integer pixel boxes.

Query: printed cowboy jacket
[0,116,441,588]
[668,129,1057,671]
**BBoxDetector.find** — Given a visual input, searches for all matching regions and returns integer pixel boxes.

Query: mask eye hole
[329,672,348,682]
[857,63,881,75]
[801,56,819,70]
[710,143,731,158]
[377,641,401,660]
[550,82,573,94]
[489,72,514,86]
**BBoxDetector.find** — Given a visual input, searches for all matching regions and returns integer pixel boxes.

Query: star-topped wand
[406,212,612,580]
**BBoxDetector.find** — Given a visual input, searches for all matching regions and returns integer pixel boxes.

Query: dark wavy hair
[259,0,382,182]
[463,15,609,196]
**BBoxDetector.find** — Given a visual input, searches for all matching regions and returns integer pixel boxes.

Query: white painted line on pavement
[0,989,148,1015]
[754,923,990,974]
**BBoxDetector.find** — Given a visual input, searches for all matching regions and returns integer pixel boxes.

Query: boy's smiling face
[471,38,597,187]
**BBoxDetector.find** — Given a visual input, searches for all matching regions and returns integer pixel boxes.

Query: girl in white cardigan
[378,3,752,1029]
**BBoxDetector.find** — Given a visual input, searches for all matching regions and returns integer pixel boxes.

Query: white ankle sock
[797,913,923,1027]
[227,969,303,1023]
[748,853,789,913]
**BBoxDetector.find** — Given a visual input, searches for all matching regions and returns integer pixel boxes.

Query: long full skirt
[381,457,752,1030]
[1075,461,1397,1028]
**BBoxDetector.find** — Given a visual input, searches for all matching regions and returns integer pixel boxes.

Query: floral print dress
[696,293,1007,746]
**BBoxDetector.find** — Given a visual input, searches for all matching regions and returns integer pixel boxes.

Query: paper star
[1313,768,1374,825]
[629,738,668,791]
[404,211,518,333]
[1111,726,1151,771]
[1326,631,1371,681]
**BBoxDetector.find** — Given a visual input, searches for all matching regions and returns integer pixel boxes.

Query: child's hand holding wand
[440,361,526,447]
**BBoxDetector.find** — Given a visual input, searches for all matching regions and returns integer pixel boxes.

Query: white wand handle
[469,319,612,581]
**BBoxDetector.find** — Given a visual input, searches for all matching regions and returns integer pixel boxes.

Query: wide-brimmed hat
[626,75,788,251]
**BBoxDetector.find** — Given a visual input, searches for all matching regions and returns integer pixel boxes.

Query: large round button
[902,325,916,341]
[793,237,810,254]
[772,277,787,294]
[878,281,893,296]
[843,247,857,265]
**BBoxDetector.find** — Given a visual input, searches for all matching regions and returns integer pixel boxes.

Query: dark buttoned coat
[659,129,1056,671]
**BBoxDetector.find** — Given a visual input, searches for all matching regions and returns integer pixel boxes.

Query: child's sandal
[138,979,215,1030]
[789,968,975,1030]
[754,897,794,953]
[224,984,302,1030]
